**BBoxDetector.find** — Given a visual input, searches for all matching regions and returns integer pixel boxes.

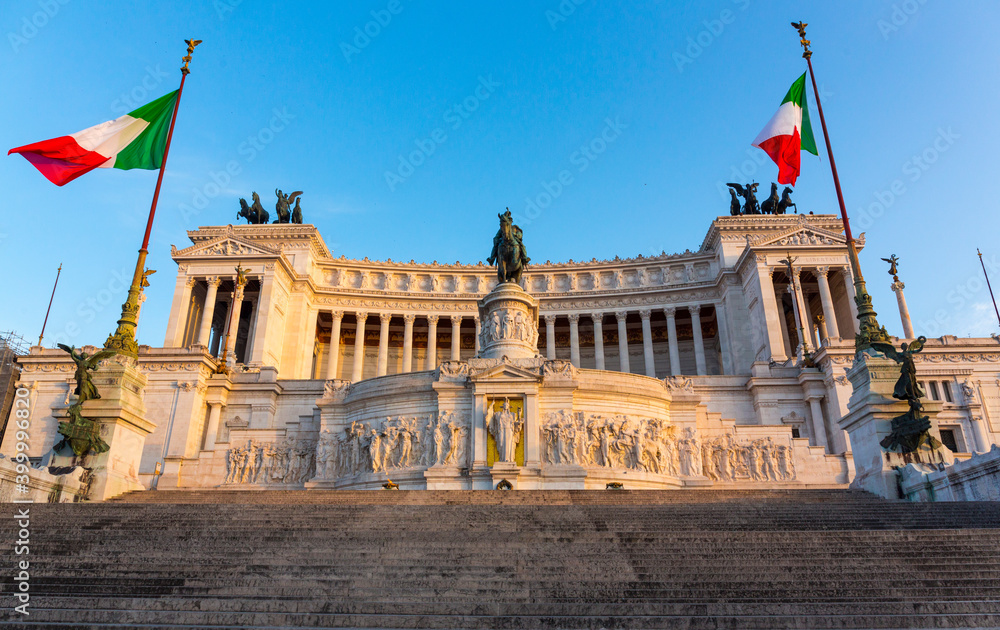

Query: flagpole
[37,263,63,347]
[978,249,1000,329]
[105,39,201,358]
[791,22,890,353]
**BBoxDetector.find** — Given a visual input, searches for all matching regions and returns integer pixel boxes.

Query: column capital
[891,280,905,292]
[544,314,557,325]
[840,266,853,279]
[426,314,439,325]
[688,304,701,317]
[567,313,580,324]
[403,313,416,324]
[790,267,802,281]
[615,310,628,323]
[450,314,463,326]
[663,306,676,318]
[356,311,369,322]
[206,276,221,287]
[639,308,652,320]
[815,265,830,277]
[590,312,603,324]
[185,277,198,288]
[379,312,392,324]
[330,310,344,321]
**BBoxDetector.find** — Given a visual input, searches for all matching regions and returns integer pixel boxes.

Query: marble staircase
[3,489,1000,628]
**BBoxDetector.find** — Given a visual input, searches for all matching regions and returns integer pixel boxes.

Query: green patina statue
[487,209,529,284]
[871,336,941,453]
[55,344,114,457]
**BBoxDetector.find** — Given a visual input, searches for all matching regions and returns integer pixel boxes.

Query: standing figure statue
[273,189,303,224]
[487,398,524,463]
[58,344,116,404]
[881,254,900,282]
[726,182,760,215]
[487,208,530,284]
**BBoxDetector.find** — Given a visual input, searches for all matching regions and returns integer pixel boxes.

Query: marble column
[402,313,415,373]
[790,269,811,354]
[568,314,581,367]
[351,311,368,382]
[689,305,706,376]
[891,280,915,338]
[816,315,829,347]
[664,307,681,376]
[544,315,556,360]
[757,264,787,362]
[474,317,481,355]
[841,267,859,333]
[223,281,246,364]
[806,395,829,451]
[202,402,223,450]
[590,313,605,370]
[450,315,463,361]
[165,275,196,347]
[787,286,805,360]
[715,303,732,376]
[299,307,318,378]
[377,313,391,376]
[249,271,274,364]
[814,266,840,341]
[197,277,220,347]
[325,311,343,380]
[615,311,631,374]
[425,314,439,370]
[640,309,655,377]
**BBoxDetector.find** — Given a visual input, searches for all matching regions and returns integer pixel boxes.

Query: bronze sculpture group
[728,182,796,216]
[238,189,304,225]
[871,336,939,453]
[487,208,530,284]
[55,344,114,458]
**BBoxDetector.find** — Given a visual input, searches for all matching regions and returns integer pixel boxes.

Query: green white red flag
[752,72,818,186]
[8,90,178,186]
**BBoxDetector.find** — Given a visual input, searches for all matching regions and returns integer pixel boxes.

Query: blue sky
[2,1,999,348]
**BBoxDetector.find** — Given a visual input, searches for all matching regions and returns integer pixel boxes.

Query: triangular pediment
[469,361,542,382]
[172,234,279,259]
[751,224,847,249]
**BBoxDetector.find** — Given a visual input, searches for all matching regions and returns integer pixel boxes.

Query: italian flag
[8,90,178,186]
[752,72,818,186]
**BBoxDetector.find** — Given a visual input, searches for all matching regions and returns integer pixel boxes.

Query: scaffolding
[0,331,28,450]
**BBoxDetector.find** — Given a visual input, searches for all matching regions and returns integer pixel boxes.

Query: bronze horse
[237,192,269,224]
[487,209,528,284]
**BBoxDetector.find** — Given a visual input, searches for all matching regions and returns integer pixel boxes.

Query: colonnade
[314,303,725,382]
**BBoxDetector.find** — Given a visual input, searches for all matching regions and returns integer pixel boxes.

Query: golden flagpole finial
[181,39,203,74]
[790,22,811,58]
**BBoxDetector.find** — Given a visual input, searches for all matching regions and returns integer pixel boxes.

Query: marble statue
[487,398,523,463]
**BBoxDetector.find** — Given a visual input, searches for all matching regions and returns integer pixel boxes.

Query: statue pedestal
[423,465,464,490]
[840,355,953,499]
[489,462,522,489]
[477,282,540,360]
[49,359,156,501]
